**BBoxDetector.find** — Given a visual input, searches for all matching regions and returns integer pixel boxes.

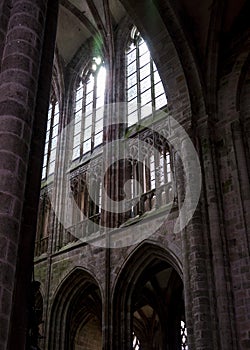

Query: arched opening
[113,242,185,350]
[74,316,102,350]
[132,262,185,350]
[49,268,102,350]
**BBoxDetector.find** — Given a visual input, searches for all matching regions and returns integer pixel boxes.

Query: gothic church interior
[0,0,249,349]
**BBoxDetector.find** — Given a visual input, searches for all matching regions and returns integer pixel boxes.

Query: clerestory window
[126,28,167,126]
[72,57,106,160]
[42,99,60,180]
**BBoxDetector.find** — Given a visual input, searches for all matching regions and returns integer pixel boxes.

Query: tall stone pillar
[0,0,11,63]
[175,131,217,350]
[198,118,237,350]
[0,0,50,349]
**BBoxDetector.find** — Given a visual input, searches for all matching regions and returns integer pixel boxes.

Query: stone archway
[48,268,102,350]
[112,242,184,350]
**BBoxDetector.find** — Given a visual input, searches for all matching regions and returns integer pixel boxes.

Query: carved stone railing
[62,213,101,245]
[124,182,174,218]
[35,116,177,253]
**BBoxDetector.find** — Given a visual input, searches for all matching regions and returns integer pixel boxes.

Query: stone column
[197,118,238,350]
[175,131,217,350]
[0,0,50,349]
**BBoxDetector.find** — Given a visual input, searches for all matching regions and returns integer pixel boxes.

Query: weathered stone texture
[0,1,249,350]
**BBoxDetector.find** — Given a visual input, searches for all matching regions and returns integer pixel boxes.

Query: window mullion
[81,79,87,157]
[92,72,98,151]
[136,40,141,121]
[46,101,56,177]
[150,58,155,115]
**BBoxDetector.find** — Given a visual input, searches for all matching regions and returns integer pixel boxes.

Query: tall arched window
[72,57,106,160]
[42,99,60,179]
[126,28,167,126]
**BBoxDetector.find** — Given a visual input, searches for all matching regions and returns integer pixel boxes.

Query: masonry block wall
[0,0,58,349]
[0,0,249,350]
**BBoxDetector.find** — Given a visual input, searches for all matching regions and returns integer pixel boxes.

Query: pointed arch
[119,0,206,122]
[48,267,103,350]
[112,241,183,350]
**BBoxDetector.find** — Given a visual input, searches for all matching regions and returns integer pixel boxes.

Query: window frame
[42,98,60,180]
[126,28,168,127]
[72,58,106,161]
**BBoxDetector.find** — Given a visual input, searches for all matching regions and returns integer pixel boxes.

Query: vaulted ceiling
[56,0,126,64]
[56,0,248,66]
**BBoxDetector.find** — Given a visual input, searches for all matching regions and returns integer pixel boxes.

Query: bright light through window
[72,58,106,161]
[181,320,188,350]
[133,333,140,350]
[42,100,59,179]
[126,28,167,126]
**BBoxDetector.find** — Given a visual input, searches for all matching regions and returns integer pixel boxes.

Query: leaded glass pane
[139,51,150,68]
[96,95,104,108]
[84,126,91,139]
[94,131,103,145]
[128,111,138,126]
[73,133,81,148]
[128,86,137,101]
[141,102,152,119]
[126,29,168,126]
[75,109,82,123]
[72,147,80,160]
[42,101,59,179]
[53,112,59,125]
[44,143,48,155]
[95,119,103,133]
[95,107,104,121]
[45,130,50,143]
[155,94,167,109]
[140,76,151,93]
[154,70,161,84]
[139,63,150,80]
[127,73,137,89]
[75,99,82,112]
[96,66,106,97]
[128,99,138,114]
[85,102,93,116]
[140,88,151,106]
[127,61,137,76]
[84,115,92,128]
[139,41,148,56]
[52,125,59,138]
[42,167,46,179]
[76,85,83,101]
[150,155,155,189]
[51,137,57,149]
[83,138,91,153]
[127,48,136,64]
[86,91,93,105]
[50,148,56,162]
[74,121,81,135]
[46,117,51,131]
[72,60,106,158]
[48,161,55,175]
[47,107,52,120]
[86,75,94,94]
[154,81,165,97]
